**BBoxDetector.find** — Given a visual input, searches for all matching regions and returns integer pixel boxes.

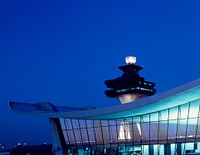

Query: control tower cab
[105,56,156,104]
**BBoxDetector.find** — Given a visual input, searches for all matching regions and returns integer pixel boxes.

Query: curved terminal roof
[9,78,200,120]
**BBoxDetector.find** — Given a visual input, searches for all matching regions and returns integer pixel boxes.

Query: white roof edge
[10,78,200,119]
[60,77,200,119]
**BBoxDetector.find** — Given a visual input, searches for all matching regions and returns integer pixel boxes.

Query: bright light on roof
[125,56,136,65]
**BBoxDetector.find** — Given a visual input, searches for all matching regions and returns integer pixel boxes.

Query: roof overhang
[9,78,200,120]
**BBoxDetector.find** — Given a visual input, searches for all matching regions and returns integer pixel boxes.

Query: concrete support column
[177,143,182,155]
[50,118,67,155]
[149,144,154,155]
[164,144,171,155]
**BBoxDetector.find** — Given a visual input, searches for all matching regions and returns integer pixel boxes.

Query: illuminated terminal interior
[9,56,200,155]
[59,98,200,154]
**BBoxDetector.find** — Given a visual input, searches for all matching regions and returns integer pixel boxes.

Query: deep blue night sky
[1,0,200,149]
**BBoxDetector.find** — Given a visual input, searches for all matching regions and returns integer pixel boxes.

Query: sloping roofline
[9,78,200,120]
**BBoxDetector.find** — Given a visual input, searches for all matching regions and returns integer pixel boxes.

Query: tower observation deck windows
[116,87,155,93]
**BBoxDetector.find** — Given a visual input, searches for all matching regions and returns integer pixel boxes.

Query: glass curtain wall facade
[60,98,200,155]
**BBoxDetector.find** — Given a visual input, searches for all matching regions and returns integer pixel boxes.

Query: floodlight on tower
[125,56,136,65]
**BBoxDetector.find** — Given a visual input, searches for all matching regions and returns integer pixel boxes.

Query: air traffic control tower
[105,56,156,104]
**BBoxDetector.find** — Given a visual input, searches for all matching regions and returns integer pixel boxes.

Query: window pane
[72,119,79,129]
[150,112,158,122]
[79,120,86,128]
[74,129,81,143]
[186,118,197,142]
[189,100,200,118]
[141,122,150,141]
[159,121,168,143]
[160,110,169,121]
[179,103,189,119]
[81,129,89,143]
[65,119,72,129]
[86,120,94,128]
[177,119,187,142]
[168,120,177,142]
[169,107,178,120]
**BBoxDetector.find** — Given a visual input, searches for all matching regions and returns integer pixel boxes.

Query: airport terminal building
[10,57,200,155]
